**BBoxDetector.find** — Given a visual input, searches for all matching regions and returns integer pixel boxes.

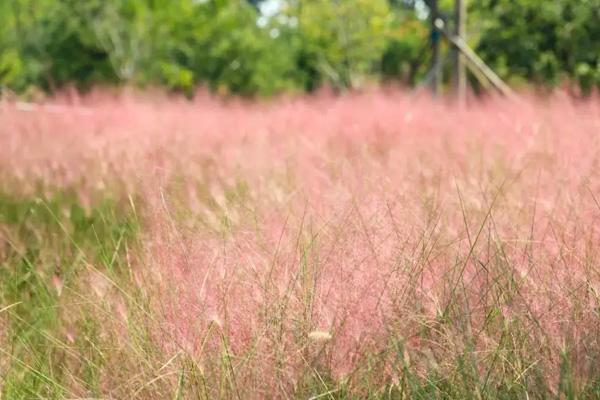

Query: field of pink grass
[1,89,600,398]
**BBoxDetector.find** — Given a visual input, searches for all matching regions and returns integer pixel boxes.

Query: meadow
[1,90,600,399]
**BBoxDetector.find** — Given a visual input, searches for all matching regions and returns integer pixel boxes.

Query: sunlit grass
[1,90,600,398]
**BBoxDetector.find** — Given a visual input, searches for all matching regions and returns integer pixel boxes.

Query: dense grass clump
[1,90,600,398]
[0,190,142,398]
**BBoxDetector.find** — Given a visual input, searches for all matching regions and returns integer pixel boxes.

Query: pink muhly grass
[1,88,600,397]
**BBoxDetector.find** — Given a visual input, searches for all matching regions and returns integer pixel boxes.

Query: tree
[1,0,597,96]
[290,0,392,90]
[473,0,600,93]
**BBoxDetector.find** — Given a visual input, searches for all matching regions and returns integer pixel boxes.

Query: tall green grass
[0,190,141,398]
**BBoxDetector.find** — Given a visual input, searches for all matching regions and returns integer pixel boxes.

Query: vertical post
[430,0,442,96]
[453,0,467,105]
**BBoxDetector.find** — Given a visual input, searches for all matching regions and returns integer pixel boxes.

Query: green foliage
[0,0,117,92]
[0,190,138,398]
[473,0,600,93]
[381,13,429,85]
[0,0,598,95]
[130,0,300,95]
[292,0,392,89]
[0,0,300,96]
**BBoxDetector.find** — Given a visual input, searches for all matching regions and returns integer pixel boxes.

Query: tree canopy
[0,0,598,96]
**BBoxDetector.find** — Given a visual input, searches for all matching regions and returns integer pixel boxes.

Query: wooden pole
[430,0,442,96]
[452,0,467,104]
[441,30,517,99]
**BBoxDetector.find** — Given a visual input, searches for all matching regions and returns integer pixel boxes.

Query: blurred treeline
[0,0,598,97]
